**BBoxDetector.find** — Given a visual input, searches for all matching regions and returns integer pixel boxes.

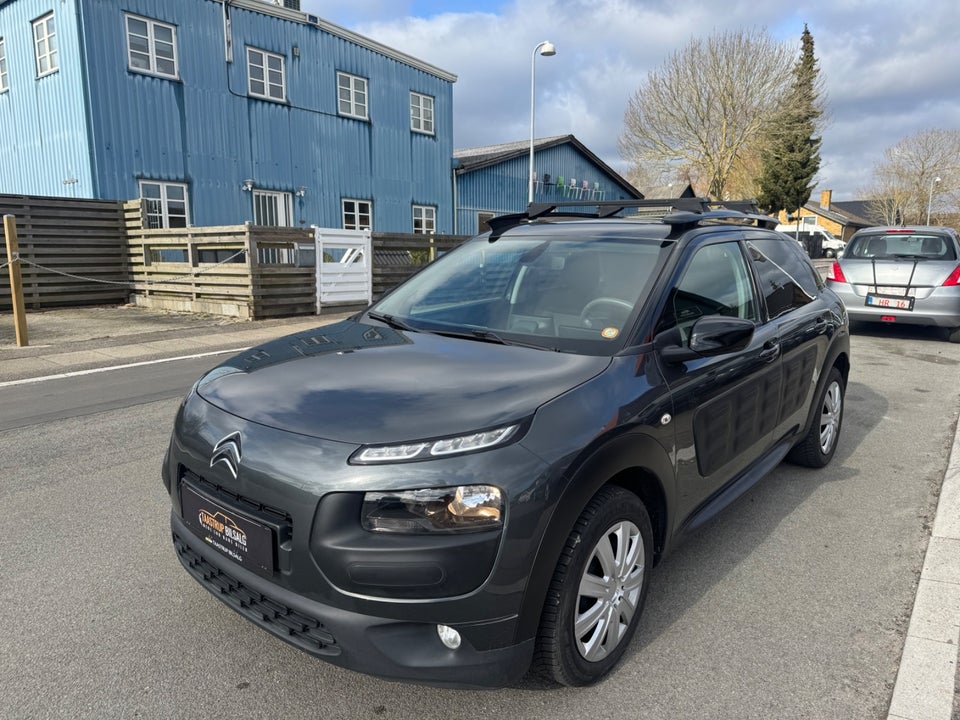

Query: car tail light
[942,265,960,287]
[827,262,847,283]
[885,229,914,234]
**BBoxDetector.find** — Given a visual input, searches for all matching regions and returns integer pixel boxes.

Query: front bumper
[172,512,534,688]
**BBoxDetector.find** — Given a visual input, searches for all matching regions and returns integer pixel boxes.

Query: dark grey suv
[163,200,850,687]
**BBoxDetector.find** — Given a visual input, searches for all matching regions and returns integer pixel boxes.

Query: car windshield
[371,233,672,354]
[845,231,957,261]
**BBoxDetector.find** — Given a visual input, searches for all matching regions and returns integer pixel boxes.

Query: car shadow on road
[849,320,955,345]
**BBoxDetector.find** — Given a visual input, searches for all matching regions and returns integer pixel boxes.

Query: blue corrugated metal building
[454,135,643,235]
[0,0,457,233]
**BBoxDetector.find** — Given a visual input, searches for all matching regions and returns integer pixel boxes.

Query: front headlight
[351,424,519,464]
[361,485,504,534]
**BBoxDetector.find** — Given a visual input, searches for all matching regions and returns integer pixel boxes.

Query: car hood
[196,320,611,444]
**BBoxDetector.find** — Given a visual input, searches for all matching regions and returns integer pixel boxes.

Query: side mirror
[659,316,756,364]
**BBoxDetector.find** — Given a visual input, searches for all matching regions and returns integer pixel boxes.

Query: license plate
[874,286,907,296]
[180,483,276,574]
[866,293,914,311]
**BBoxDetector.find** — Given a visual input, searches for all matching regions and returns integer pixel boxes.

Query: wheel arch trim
[515,432,674,640]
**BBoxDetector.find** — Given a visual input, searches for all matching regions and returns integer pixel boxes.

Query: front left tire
[534,486,653,686]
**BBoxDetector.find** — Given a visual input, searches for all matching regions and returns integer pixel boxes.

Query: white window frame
[33,13,58,78]
[252,189,293,227]
[412,205,436,234]
[337,72,368,120]
[410,92,434,135]
[247,47,286,102]
[139,180,190,229]
[342,199,372,230]
[0,38,9,93]
[125,13,179,79]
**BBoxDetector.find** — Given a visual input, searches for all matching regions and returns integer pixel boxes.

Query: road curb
[887,413,960,719]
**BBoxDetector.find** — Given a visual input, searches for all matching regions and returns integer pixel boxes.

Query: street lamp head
[538,41,556,57]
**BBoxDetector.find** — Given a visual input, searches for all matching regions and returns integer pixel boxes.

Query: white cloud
[302,0,960,200]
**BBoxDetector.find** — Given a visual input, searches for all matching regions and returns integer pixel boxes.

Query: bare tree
[618,29,793,200]
[864,129,960,225]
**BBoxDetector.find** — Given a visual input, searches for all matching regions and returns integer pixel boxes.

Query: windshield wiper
[430,327,558,351]
[366,311,418,332]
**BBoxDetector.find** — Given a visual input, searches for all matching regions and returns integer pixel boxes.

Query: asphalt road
[1,327,958,720]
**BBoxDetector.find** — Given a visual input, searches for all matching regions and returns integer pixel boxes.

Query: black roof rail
[662,209,780,233]
[485,198,777,240]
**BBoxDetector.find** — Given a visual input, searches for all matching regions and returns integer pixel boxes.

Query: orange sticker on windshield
[601,327,620,339]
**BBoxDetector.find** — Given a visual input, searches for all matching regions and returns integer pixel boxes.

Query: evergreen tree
[756,25,823,218]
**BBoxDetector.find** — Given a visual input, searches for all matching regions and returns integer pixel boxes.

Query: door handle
[759,341,781,363]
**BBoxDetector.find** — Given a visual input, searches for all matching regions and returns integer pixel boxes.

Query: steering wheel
[580,297,633,328]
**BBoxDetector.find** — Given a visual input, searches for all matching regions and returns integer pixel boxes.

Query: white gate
[314,227,372,312]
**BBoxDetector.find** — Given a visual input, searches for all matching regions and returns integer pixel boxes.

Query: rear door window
[746,236,820,320]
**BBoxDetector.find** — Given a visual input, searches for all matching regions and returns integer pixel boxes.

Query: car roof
[486,198,779,241]
[853,226,959,235]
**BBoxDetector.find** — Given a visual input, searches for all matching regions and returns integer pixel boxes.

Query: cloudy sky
[301,0,960,201]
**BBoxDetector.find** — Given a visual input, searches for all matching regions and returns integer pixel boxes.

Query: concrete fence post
[3,214,29,347]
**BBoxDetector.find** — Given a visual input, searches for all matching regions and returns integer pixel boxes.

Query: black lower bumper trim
[171,512,535,687]
[174,531,340,656]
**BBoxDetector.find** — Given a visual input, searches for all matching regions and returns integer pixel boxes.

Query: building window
[342,199,372,230]
[253,190,292,227]
[0,39,8,92]
[412,205,436,234]
[33,13,58,77]
[247,48,285,101]
[140,181,189,229]
[125,14,178,79]
[410,92,434,135]
[477,212,495,233]
[337,72,368,120]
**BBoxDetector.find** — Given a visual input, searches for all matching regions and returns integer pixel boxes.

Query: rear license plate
[866,293,914,311]
[180,483,275,574]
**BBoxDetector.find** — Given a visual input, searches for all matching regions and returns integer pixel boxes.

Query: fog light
[437,624,461,650]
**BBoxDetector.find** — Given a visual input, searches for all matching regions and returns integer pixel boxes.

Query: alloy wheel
[574,520,645,662]
[819,380,843,454]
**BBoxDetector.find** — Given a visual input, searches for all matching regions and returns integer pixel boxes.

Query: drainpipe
[223,0,233,63]
[75,2,100,198]
[452,161,460,235]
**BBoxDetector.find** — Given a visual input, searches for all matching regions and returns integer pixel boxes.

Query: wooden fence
[1,194,128,311]
[3,193,471,317]
[124,207,317,319]
[372,233,467,298]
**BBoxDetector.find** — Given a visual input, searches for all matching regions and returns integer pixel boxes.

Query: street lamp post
[926,176,942,225]
[528,40,556,204]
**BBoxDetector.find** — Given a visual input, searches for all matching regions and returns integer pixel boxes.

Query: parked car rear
[826,226,960,342]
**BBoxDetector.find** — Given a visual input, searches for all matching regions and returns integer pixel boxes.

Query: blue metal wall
[1,0,455,232]
[0,0,95,197]
[455,143,637,235]
[80,0,455,232]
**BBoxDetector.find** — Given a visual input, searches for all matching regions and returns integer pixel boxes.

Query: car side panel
[513,353,676,640]
[661,319,783,523]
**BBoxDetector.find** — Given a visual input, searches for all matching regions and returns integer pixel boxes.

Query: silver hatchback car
[826,226,960,342]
